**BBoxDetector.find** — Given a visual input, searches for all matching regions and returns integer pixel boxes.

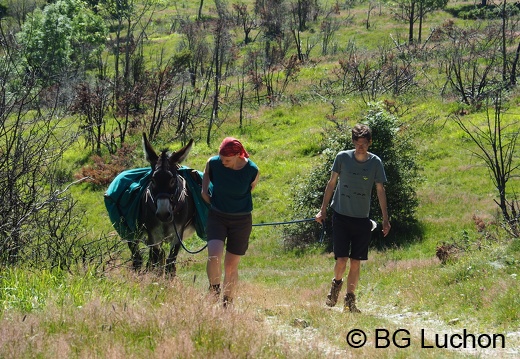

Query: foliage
[285,102,421,250]
[0,1,519,356]
[17,0,107,86]
[447,3,520,20]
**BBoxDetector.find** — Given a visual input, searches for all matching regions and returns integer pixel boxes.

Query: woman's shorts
[206,209,252,255]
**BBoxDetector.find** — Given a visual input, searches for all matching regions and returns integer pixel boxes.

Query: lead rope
[173,217,326,256]
[252,217,326,243]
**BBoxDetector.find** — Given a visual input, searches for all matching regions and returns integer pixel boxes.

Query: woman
[201,137,260,307]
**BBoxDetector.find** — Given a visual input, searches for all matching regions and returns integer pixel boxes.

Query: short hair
[352,124,372,142]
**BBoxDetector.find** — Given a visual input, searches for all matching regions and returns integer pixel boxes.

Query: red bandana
[219,137,249,158]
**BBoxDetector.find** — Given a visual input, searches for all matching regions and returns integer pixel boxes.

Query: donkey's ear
[142,132,158,166]
[170,139,194,165]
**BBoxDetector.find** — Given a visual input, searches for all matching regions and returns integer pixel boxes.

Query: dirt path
[265,314,345,357]
[368,302,520,358]
[261,301,520,358]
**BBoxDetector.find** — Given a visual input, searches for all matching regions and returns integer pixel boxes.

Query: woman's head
[219,137,249,159]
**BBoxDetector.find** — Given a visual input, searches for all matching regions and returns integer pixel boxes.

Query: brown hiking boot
[223,295,233,308]
[344,292,361,313]
[326,279,343,307]
[209,284,221,303]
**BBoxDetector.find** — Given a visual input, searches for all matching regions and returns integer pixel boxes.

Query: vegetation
[0,0,519,357]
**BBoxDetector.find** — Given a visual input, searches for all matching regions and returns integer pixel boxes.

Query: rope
[252,217,326,243]
[252,217,316,226]
[173,220,208,254]
[176,217,327,254]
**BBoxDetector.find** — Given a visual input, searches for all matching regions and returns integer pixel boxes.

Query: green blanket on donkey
[104,166,211,241]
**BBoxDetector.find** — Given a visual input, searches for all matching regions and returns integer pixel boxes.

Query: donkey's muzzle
[155,197,173,222]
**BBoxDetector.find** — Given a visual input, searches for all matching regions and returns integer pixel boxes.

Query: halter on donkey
[130,133,197,274]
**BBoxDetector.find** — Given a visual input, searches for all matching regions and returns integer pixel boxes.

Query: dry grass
[2,244,519,359]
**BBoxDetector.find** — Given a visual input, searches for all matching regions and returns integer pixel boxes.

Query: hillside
[1,0,519,358]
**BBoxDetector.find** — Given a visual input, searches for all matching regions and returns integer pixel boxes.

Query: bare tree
[0,62,84,267]
[255,0,287,40]
[437,21,502,106]
[70,80,113,155]
[327,41,417,103]
[99,0,161,104]
[452,90,519,237]
[366,0,377,29]
[232,2,258,45]
[391,0,448,44]
[178,18,211,89]
[320,6,341,56]
[0,28,122,270]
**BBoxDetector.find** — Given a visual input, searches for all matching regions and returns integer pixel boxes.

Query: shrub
[76,143,138,188]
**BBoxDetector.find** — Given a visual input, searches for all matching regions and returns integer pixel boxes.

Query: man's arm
[315,171,339,224]
[376,182,391,236]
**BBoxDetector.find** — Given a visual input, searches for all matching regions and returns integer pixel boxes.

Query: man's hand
[382,219,391,237]
[315,209,326,224]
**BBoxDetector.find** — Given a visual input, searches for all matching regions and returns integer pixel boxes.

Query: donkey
[130,133,197,275]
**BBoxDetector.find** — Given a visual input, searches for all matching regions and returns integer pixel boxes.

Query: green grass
[2,0,520,358]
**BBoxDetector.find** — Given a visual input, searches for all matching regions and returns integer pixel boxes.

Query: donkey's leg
[166,242,181,276]
[127,240,143,271]
[148,244,165,272]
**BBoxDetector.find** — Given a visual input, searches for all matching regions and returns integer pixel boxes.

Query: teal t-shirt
[330,150,387,218]
[208,156,259,214]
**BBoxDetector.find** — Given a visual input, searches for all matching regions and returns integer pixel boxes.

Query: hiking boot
[344,292,361,313]
[209,284,221,302]
[326,278,343,307]
[223,295,233,308]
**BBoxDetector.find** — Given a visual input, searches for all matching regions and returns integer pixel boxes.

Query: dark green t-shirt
[208,156,259,214]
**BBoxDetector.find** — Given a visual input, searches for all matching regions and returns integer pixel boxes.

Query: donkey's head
[142,133,193,222]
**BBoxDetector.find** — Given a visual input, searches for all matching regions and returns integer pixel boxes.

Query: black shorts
[206,209,252,255]
[332,211,372,260]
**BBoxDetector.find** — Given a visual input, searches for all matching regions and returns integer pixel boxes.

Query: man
[315,124,391,313]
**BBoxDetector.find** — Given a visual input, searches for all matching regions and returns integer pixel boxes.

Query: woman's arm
[201,159,211,204]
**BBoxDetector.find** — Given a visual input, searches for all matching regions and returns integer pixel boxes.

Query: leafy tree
[17,0,107,86]
[285,102,421,249]
[2,0,46,28]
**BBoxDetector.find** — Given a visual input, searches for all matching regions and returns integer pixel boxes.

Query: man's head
[351,124,372,142]
[352,124,372,155]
